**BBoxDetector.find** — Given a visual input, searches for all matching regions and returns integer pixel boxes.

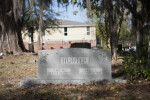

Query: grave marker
[20,48,112,85]
[37,48,111,84]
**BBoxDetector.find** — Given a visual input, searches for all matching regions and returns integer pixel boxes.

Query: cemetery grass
[0,53,150,100]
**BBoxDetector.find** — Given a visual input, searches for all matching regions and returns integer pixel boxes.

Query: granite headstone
[20,48,112,85]
[37,48,111,84]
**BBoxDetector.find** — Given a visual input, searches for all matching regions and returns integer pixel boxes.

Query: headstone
[20,48,112,85]
[38,48,111,84]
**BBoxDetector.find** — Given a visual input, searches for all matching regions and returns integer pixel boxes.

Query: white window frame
[64,27,67,36]
[87,26,90,35]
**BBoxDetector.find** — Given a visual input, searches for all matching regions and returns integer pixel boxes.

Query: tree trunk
[109,0,124,60]
[37,2,43,50]
[107,0,114,58]
[112,14,124,60]
[28,27,34,52]
[17,19,27,52]
[136,19,143,58]
[148,40,150,62]
[0,0,22,54]
[136,0,143,58]
[104,11,111,49]
[31,32,34,52]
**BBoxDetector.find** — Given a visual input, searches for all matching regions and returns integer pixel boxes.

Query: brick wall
[24,40,96,52]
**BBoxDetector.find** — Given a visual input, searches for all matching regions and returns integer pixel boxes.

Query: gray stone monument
[20,48,112,85]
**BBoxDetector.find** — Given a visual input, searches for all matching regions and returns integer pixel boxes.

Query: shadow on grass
[112,64,126,79]
[0,86,113,100]
[112,69,126,79]
[0,82,150,100]
[0,85,60,100]
[32,53,38,56]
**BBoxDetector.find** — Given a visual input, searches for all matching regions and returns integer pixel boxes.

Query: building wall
[43,26,96,41]
[22,26,96,52]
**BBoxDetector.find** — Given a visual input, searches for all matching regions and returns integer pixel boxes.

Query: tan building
[22,20,96,52]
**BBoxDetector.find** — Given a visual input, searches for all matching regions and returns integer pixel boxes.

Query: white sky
[52,1,88,22]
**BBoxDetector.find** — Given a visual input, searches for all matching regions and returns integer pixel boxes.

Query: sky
[52,1,88,22]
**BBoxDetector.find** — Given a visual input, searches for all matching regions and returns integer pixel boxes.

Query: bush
[122,50,150,81]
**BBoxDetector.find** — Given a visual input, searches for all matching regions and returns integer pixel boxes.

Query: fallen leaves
[0,53,150,100]
[115,91,119,94]
[110,87,115,90]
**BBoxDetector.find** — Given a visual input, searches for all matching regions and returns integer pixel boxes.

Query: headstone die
[38,48,111,84]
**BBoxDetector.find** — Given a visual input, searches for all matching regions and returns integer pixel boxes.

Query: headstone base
[20,78,127,86]
[20,78,102,86]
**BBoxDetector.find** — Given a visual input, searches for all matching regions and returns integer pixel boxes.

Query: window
[64,27,67,36]
[42,43,45,46]
[87,26,90,35]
